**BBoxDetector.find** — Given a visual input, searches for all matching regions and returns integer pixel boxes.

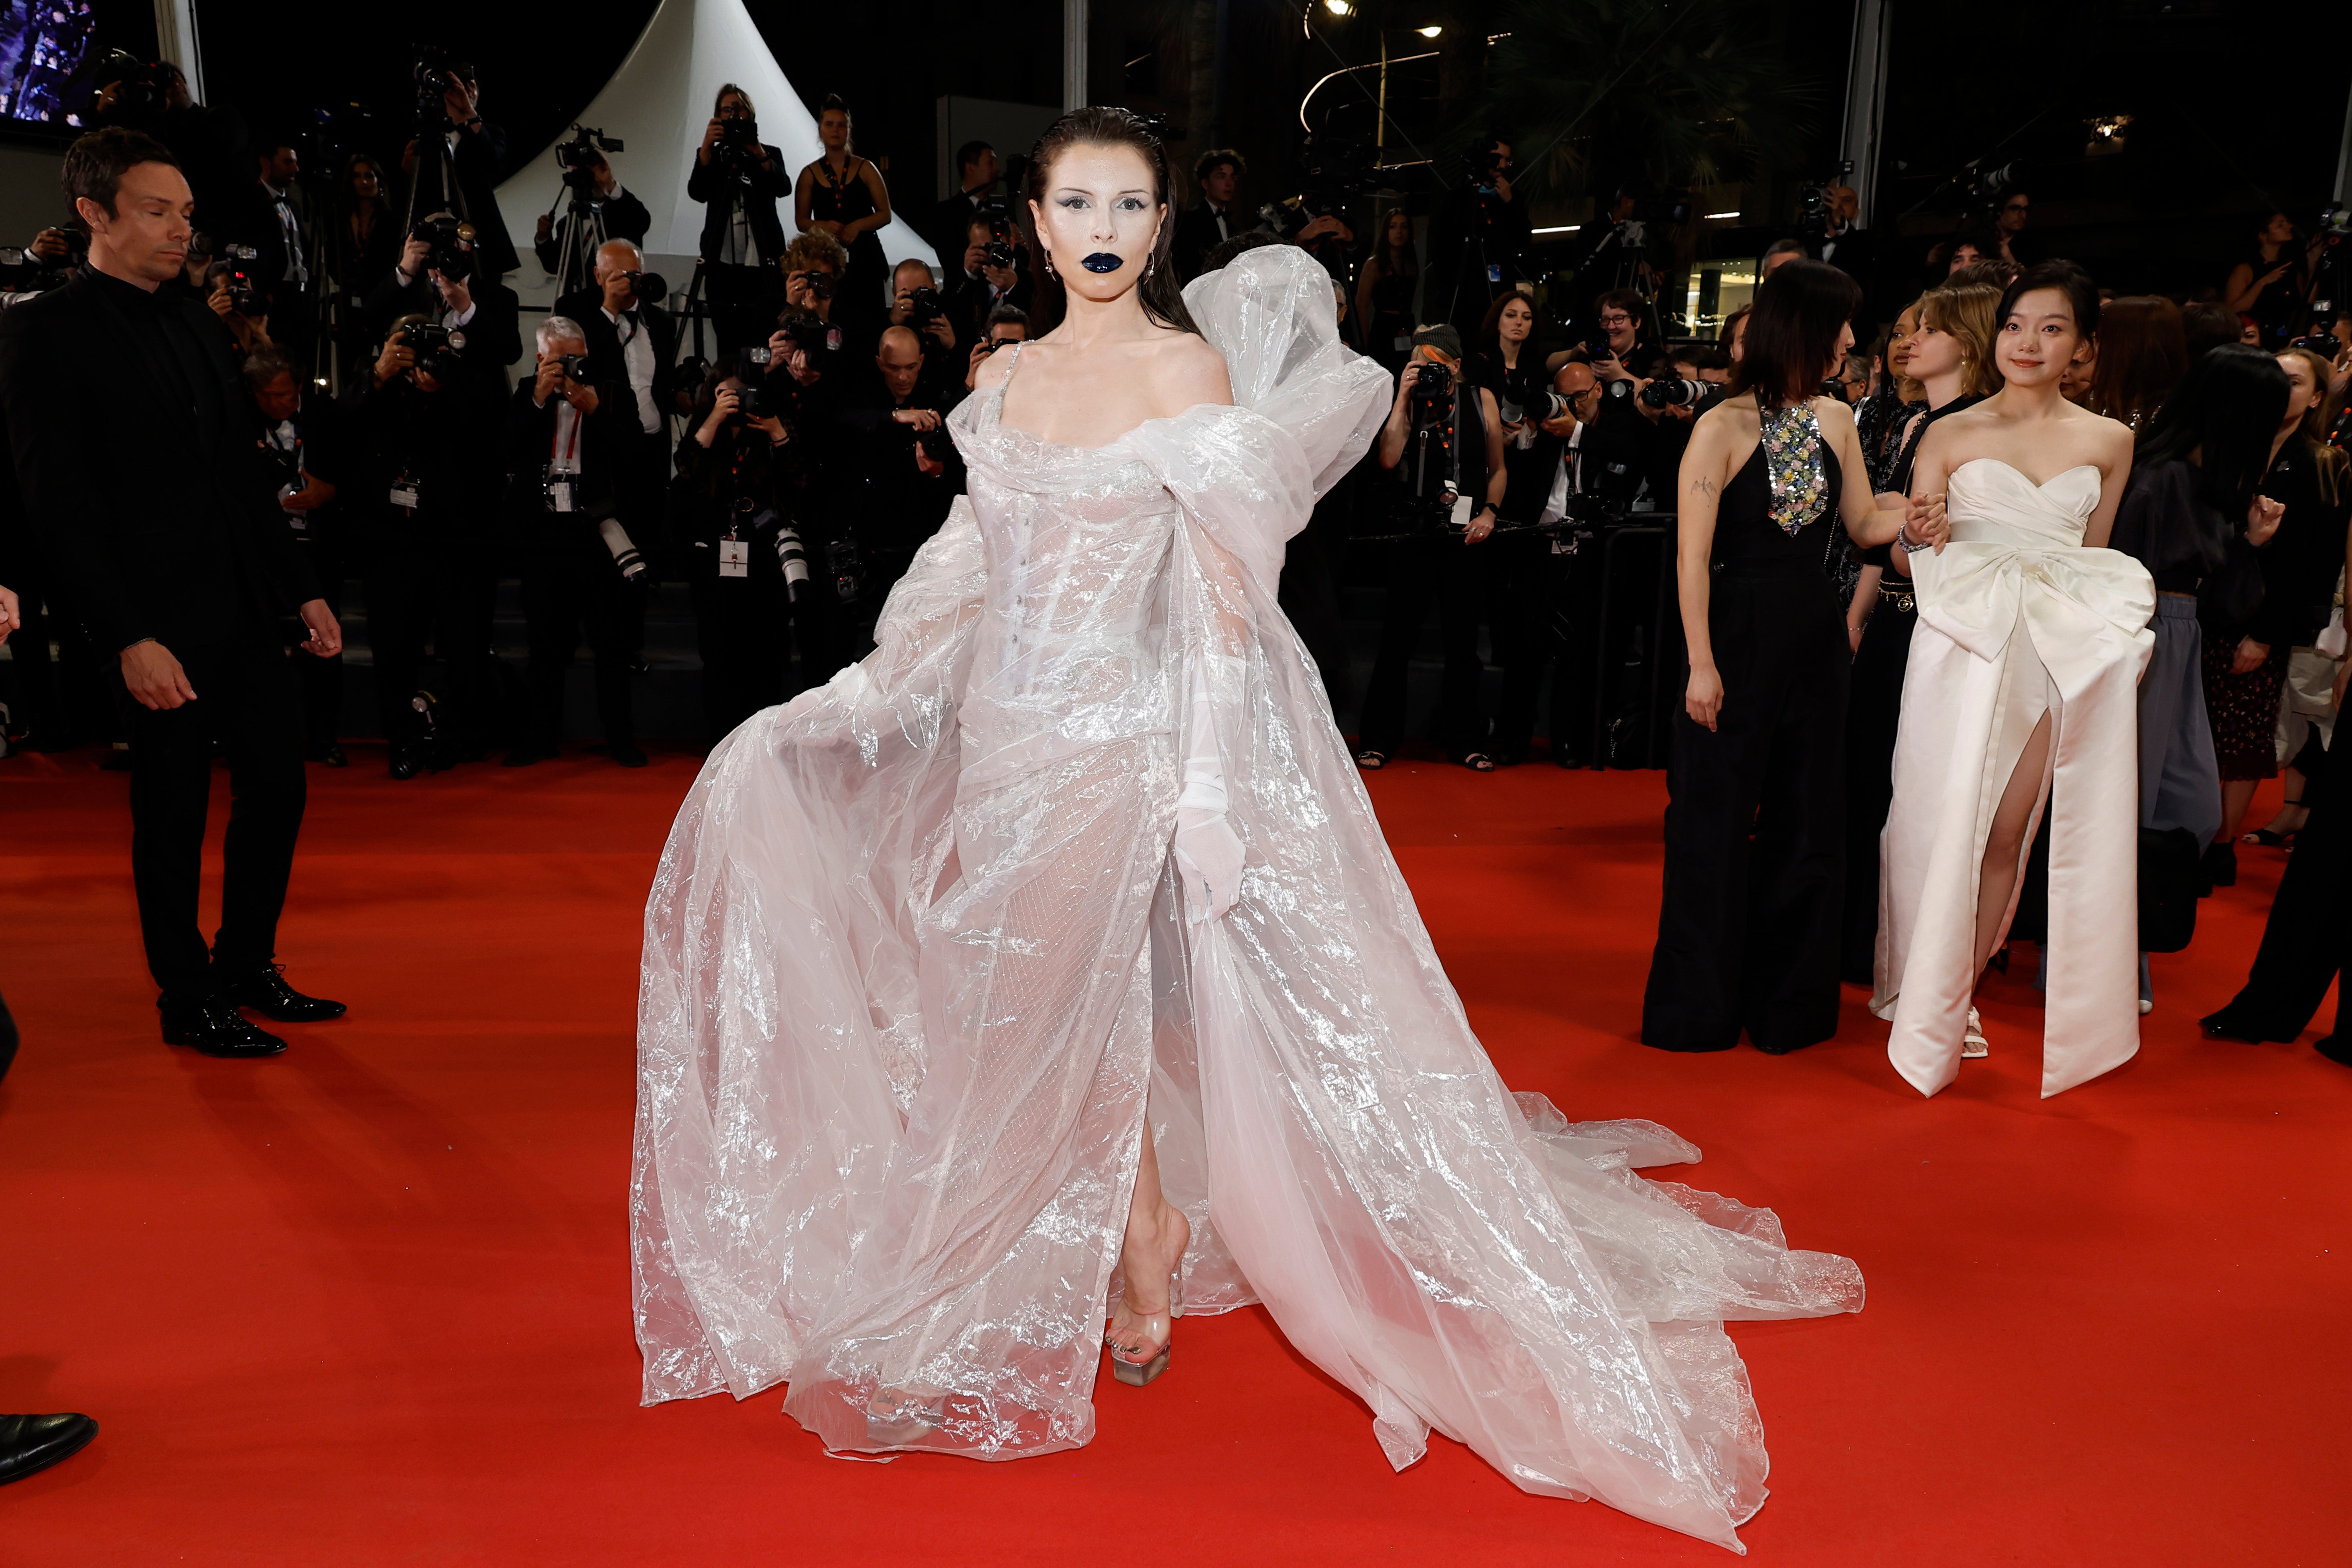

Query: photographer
[0,128,342,1056]
[399,55,519,278]
[774,230,853,359]
[1173,150,1246,284]
[1575,289,1665,506]
[673,356,834,740]
[345,313,503,776]
[232,139,313,369]
[887,257,960,384]
[361,212,522,390]
[1812,184,1874,293]
[2224,211,2324,352]
[689,83,792,355]
[819,324,967,656]
[534,135,651,288]
[1989,188,2032,267]
[1492,360,1605,767]
[85,57,246,237]
[946,212,1031,348]
[506,317,645,767]
[1427,136,1531,337]
[204,253,276,357]
[963,303,1028,391]
[1355,325,1509,772]
[247,347,353,766]
[329,155,403,370]
[926,140,1001,261]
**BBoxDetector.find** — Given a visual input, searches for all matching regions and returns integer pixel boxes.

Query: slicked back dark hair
[63,126,178,218]
[1731,258,1861,410]
[1028,106,1201,338]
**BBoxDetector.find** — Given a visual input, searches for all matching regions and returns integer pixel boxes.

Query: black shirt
[86,263,217,444]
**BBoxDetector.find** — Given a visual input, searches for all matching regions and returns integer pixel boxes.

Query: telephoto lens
[1640,377,1714,408]
[598,518,649,582]
[773,524,813,602]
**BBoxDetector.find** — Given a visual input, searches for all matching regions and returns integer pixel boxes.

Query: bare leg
[1106,1113,1190,1362]
[2220,777,2261,842]
[1975,711,2054,975]
[2256,766,2309,837]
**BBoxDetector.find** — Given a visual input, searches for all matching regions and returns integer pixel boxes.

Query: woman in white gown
[1876,262,2155,1097]
[632,108,1861,1552]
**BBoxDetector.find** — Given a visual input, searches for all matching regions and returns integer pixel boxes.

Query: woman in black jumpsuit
[1644,260,1911,1053]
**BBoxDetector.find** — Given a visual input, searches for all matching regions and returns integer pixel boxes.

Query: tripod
[403,122,472,235]
[546,188,610,303]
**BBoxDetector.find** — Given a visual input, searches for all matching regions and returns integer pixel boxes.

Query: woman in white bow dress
[1876,262,2153,1097]
[632,108,1861,1553]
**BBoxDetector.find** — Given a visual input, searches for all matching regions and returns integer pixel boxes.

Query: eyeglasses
[1599,313,1633,327]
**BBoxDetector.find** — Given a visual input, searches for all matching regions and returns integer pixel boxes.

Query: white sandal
[1961,1006,1989,1059]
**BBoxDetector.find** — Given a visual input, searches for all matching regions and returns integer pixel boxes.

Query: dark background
[9,0,2346,307]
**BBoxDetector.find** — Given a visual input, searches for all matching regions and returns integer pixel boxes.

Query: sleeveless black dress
[809,155,888,306]
[1644,403,1849,1053]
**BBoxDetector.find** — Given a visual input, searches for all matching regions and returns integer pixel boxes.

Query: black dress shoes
[0,1413,97,1485]
[609,741,649,768]
[159,997,288,1057]
[225,964,347,1023]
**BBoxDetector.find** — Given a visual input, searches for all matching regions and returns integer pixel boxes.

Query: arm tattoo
[1692,475,1718,497]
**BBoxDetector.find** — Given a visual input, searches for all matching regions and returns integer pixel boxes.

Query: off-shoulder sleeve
[1182,246,1392,501]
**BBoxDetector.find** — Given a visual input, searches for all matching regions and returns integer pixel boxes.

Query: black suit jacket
[553,288,680,434]
[687,146,792,265]
[360,272,523,392]
[533,188,654,276]
[1173,203,1238,283]
[926,189,991,263]
[0,268,318,653]
[229,180,311,292]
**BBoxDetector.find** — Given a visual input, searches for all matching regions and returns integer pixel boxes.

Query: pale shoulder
[1810,394,1857,433]
[971,341,1017,392]
[2066,404,2137,463]
[1693,392,1759,442]
[1151,330,1234,411]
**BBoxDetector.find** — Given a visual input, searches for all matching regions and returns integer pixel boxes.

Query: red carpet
[2,746,2344,1565]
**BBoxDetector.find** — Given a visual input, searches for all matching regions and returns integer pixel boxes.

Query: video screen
[0,1,102,127]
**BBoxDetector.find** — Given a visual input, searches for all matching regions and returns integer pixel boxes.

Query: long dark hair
[2135,343,2291,519]
[1732,259,1861,410]
[2086,296,2187,429]
[1475,290,1540,367]
[1025,106,1201,338]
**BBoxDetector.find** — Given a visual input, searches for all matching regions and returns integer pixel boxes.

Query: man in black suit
[0,128,345,1057]
[234,138,314,371]
[1172,149,1245,284]
[400,61,519,278]
[925,140,999,261]
[532,142,652,292]
[1812,185,1877,310]
[687,87,792,358]
[359,216,522,389]
[505,316,646,768]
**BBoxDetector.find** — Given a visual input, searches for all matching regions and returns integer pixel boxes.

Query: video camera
[1259,133,1380,242]
[409,214,475,280]
[412,44,471,132]
[710,108,764,178]
[559,125,625,194]
[207,246,266,316]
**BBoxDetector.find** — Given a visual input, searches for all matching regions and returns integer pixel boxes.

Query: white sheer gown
[1874,459,2156,1097]
[632,248,1863,1552]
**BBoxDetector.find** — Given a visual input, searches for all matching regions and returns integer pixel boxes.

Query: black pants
[700,262,785,362]
[1276,524,1350,713]
[522,540,641,749]
[1839,592,1917,983]
[2206,731,2352,1041]
[687,571,834,743]
[2,576,115,749]
[1357,535,1490,760]
[366,524,495,756]
[1643,569,1848,1052]
[123,627,308,1003]
[1491,534,1602,764]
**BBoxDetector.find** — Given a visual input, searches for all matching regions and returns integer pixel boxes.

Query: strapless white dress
[630,250,1863,1552]
[1874,459,2156,1097]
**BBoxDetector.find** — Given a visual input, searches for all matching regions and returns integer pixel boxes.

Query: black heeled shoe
[224,963,346,1023]
[0,1413,98,1484]
[159,997,287,1057]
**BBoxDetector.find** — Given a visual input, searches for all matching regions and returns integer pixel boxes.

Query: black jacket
[0,266,317,653]
[504,378,637,545]
[553,286,680,431]
[360,272,523,394]
[340,369,503,537]
[228,179,311,293]
[926,189,994,263]
[534,187,654,276]
[687,146,792,266]
[403,121,520,277]
[1172,202,1240,284]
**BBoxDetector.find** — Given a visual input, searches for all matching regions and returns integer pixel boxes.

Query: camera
[827,538,864,606]
[396,320,466,377]
[727,379,778,421]
[1408,360,1454,429]
[781,315,835,355]
[1641,377,1720,410]
[974,196,1021,270]
[1798,160,1856,239]
[207,248,267,316]
[710,112,763,177]
[91,49,175,119]
[412,44,469,132]
[902,285,945,330]
[558,124,625,194]
[620,268,668,303]
[409,215,475,280]
[1259,133,1379,242]
[791,267,835,302]
[739,500,814,601]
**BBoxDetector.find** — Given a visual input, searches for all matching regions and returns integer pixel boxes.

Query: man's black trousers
[123,626,308,1003]
[522,540,640,750]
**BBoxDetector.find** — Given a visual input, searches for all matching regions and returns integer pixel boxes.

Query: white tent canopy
[492,0,938,301]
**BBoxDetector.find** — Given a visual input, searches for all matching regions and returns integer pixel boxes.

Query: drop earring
[1042,251,1057,280]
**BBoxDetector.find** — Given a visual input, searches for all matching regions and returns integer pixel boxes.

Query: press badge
[718,539,750,578]
[1450,491,1473,529]
[388,478,419,510]
[1486,262,1503,283]
[548,479,574,513]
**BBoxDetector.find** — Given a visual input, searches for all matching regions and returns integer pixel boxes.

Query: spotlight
[1416,23,1442,35]
[1322,0,1352,14]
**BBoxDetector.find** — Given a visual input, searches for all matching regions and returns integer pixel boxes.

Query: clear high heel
[1961,1006,1989,1059]
[1105,1270,1180,1386]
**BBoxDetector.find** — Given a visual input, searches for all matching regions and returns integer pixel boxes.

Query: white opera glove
[1172,652,1248,923]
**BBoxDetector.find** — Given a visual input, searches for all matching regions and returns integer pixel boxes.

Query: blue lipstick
[1081,252,1123,274]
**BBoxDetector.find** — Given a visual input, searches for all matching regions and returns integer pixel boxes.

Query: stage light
[1704,211,1739,219]
[1416,24,1442,35]
[1323,0,1352,14]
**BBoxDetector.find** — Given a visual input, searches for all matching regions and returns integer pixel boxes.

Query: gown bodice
[1914,459,2155,666]
[1945,457,2098,548]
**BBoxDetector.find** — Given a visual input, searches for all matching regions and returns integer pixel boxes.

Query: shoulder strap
[998,340,1026,396]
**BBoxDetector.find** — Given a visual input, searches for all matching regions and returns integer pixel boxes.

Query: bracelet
[1896,523,1923,552]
